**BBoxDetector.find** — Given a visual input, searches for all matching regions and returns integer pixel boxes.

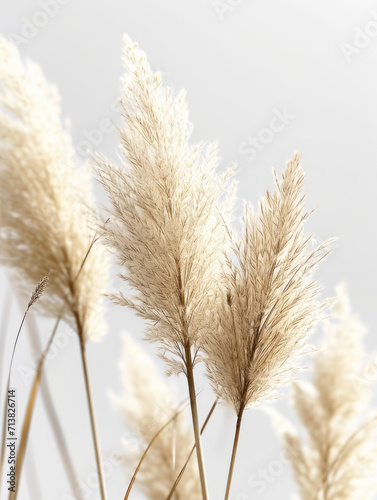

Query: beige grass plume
[96,35,234,498]
[0,37,109,500]
[114,334,201,499]
[274,285,377,500]
[203,153,331,412]
[202,153,332,499]
[0,36,107,341]
[96,36,234,370]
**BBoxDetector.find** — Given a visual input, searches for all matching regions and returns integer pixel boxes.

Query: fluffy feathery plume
[275,285,377,500]
[96,36,234,372]
[114,334,201,499]
[96,35,235,499]
[0,36,107,341]
[202,153,331,499]
[203,153,331,413]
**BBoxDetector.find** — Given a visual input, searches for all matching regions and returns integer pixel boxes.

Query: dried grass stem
[78,337,108,500]
[185,343,209,500]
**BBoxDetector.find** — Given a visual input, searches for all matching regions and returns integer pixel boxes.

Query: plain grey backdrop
[1,0,377,499]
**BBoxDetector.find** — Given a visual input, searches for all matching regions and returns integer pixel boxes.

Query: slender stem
[166,399,218,500]
[24,312,79,497]
[224,406,245,500]
[184,344,209,500]
[124,403,188,500]
[8,311,28,380]
[0,310,28,498]
[78,339,107,500]
[10,317,60,500]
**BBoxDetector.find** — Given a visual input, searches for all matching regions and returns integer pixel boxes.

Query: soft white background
[1,0,377,499]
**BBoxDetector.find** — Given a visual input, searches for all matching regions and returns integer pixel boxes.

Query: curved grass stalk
[185,344,209,500]
[23,312,79,497]
[224,404,245,500]
[0,277,48,499]
[124,402,189,500]
[78,337,107,500]
[4,236,99,499]
[9,317,60,500]
[166,399,218,500]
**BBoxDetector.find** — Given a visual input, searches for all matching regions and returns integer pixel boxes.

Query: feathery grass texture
[275,285,377,500]
[0,36,107,342]
[203,153,331,413]
[114,335,201,500]
[96,35,235,499]
[96,36,234,372]
[0,37,109,500]
[200,153,331,499]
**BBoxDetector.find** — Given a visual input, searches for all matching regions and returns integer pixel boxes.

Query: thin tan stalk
[9,317,60,500]
[66,233,108,500]
[23,312,79,497]
[0,309,29,496]
[166,399,218,500]
[78,337,107,500]
[224,403,245,500]
[6,274,49,389]
[124,403,188,500]
[185,343,209,500]
[5,238,98,499]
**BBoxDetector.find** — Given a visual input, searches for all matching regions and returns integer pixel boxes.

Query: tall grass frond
[203,153,331,413]
[0,38,109,499]
[201,153,332,499]
[96,35,236,498]
[96,35,234,373]
[0,36,108,342]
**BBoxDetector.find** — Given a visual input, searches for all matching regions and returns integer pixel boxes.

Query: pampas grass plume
[203,153,332,413]
[274,285,377,500]
[0,36,108,341]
